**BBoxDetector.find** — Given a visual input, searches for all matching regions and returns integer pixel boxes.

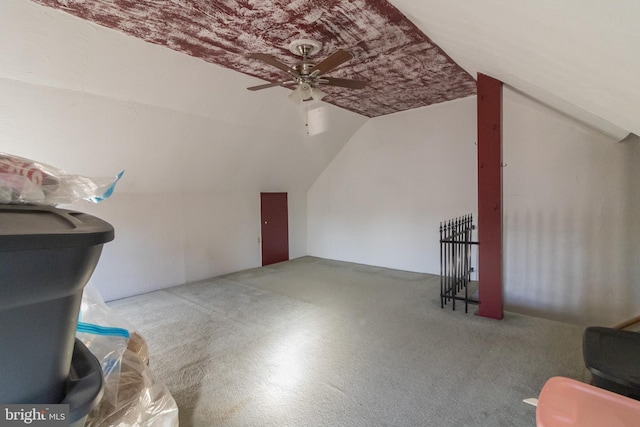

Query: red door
[260,192,289,266]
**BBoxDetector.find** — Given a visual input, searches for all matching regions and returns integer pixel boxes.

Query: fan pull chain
[305,102,309,135]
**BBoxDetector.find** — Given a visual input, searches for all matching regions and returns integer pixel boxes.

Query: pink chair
[536,376,640,427]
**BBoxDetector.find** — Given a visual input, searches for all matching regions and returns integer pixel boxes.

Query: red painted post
[476,73,503,320]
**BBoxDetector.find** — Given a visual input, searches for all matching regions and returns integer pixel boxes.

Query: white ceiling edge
[619,133,640,144]
[389,0,640,140]
[502,79,628,141]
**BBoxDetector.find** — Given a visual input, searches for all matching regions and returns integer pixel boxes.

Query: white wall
[4,1,637,322]
[308,97,478,274]
[69,195,187,301]
[69,191,307,301]
[0,0,366,301]
[503,88,640,326]
[308,89,640,326]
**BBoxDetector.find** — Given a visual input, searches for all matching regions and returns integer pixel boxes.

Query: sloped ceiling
[389,0,640,139]
[0,0,370,194]
[12,0,639,139]
[30,0,477,118]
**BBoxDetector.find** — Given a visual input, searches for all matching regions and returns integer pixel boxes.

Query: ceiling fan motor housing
[292,62,315,76]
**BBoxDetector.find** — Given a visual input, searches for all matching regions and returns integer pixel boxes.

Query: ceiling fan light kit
[288,83,327,104]
[247,38,367,105]
[288,84,309,104]
[310,87,327,101]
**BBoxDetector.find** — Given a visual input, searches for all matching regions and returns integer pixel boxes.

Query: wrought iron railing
[440,214,478,313]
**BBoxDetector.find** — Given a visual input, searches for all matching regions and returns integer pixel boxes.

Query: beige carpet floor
[108,256,590,426]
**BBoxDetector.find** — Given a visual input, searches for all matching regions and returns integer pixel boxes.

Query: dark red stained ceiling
[32,0,476,117]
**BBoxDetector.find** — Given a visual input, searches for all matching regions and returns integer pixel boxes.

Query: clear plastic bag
[85,349,179,427]
[77,285,178,426]
[0,152,123,205]
[77,285,137,408]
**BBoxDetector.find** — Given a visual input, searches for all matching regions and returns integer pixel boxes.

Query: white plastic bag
[0,153,122,205]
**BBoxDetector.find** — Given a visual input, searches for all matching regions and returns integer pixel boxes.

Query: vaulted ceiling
[9,0,640,141]
[1,0,638,214]
[31,0,477,118]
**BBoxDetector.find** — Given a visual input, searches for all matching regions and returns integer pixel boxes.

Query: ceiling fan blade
[248,53,299,77]
[311,49,353,75]
[321,76,368,89]
[247,81,294,91]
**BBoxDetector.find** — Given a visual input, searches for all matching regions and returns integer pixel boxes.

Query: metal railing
[440,214,479,313]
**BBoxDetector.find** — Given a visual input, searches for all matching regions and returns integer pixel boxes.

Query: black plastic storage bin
[0,205,113,404]
[64,339,104,427]
[583,326,640,400]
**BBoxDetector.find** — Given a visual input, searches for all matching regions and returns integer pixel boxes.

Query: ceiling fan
[247,39,367,103]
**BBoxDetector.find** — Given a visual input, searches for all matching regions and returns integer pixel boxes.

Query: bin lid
[0,205,114,251]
